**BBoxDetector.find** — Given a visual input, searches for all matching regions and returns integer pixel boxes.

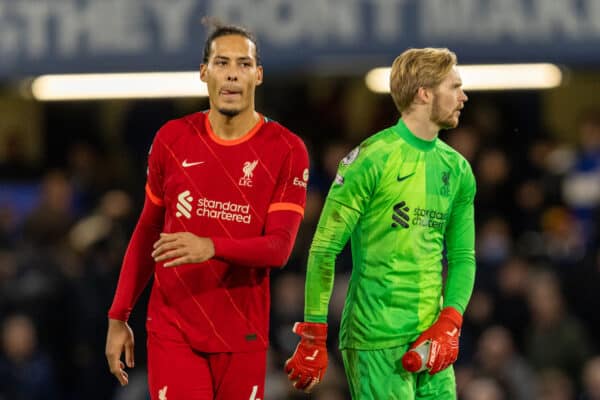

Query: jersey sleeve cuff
[108,310,130,322]
[304,314,328,324]
[267,202,304,217]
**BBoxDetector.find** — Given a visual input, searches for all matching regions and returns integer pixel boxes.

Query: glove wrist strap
[440,307,463,328]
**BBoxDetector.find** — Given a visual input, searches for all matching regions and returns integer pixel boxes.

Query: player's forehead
[439,66,462,88]
[208,34,257,61]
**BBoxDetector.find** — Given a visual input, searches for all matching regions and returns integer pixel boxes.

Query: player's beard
[217,107,241,117]
[431,95,459,130]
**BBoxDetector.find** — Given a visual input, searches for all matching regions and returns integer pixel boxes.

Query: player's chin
[217,106,241,117]
[439,119,459,130]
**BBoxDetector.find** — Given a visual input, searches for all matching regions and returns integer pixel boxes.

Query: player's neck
[401,112,439,141]
[208,109,260,141]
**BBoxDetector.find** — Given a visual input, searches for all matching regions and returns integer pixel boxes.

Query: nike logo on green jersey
[397,172,415,182]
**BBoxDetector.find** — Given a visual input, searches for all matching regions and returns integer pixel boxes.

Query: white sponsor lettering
[159,385,168,400]
[210,0,361,45]
[371,0,406,41]
[54,0,148,57]
[15,1,50,58]
[147,0,195,51]
[196,197,252,224]
[293,177,307,188]
[173,191,252,223]
[249,385,260,400]
[420,0,600,41]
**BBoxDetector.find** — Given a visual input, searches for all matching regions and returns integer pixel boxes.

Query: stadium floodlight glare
[30,71,208,101]
[365,63,563,93]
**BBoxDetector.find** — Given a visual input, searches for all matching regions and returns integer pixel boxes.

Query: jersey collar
[204,112,265,146]
[393,119,437,151]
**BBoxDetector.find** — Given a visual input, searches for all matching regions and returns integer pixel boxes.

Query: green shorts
[341,345,456,400]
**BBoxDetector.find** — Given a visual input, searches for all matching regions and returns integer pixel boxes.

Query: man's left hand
[404,306,463,375]
[152,232,215,267]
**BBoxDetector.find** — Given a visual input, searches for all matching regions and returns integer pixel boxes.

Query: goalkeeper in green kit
[285,47,476,399]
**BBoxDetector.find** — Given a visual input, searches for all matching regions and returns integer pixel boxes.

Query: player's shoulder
[334,128,397,175]
[153,111,205,144]
[354,127,399,160]
[365,127,401,148]
[261,116,307,152]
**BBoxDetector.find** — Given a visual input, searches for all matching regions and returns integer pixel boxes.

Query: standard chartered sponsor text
[412,207,446,230]
[196,197,251,224]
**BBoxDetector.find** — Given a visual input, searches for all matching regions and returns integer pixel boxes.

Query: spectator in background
[461,377,506,400]
[492,257,532,351]
[512,179,546,235]
[525,269,591,382]
[582,356,600,400]
[535,368,576,400]
[308,140,353,194]
[474,148,512,222]
[458,289,495,364]
[0,131,39,181]
[22,170,75,248]
[561,110,600,246]
[539,206,586,267]
[0,313,59,400]
[441,125,481,163]
[475,217,513,286]
[470,325,536,400]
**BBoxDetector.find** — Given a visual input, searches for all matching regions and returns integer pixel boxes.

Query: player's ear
[200,64,208,83]
[415,86,433,104]
[255,65,263,86]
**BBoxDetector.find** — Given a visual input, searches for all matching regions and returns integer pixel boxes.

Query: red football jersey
[144,111,308,353]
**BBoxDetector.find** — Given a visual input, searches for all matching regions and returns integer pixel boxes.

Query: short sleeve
[268,137,309,217]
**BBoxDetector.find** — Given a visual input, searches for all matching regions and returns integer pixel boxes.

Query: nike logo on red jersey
[182,159,205,167]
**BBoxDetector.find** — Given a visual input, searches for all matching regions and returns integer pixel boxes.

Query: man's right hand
[284,322,328,392]
[105,318,135,386]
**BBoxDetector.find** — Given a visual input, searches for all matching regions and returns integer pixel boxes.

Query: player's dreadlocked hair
[201,17,261,65]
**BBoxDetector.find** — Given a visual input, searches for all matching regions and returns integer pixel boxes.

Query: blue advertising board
[1,0,600,78]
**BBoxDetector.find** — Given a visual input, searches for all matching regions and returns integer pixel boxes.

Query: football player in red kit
[105,23,309,400]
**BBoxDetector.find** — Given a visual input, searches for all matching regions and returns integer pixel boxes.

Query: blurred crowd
[0,88,600,399]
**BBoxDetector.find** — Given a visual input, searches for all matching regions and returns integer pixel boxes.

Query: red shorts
[147,329,267,400]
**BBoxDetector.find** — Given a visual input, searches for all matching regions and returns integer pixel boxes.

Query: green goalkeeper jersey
[305,119,476,350]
